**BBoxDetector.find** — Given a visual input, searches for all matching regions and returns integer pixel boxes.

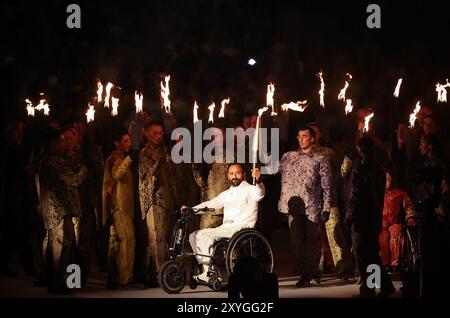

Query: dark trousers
[288,197,321,279]
[74,210,95,286]
[351,225,393,293]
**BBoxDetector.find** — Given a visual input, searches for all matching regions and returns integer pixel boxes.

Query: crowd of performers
[0,103,449,297]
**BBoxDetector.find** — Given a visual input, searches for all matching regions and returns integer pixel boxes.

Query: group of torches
[25,93,50,117]
[25,73,449,134]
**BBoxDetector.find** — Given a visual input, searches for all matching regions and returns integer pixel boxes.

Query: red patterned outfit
[378,189,415,267]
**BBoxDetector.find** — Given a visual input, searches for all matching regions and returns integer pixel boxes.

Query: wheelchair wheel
[400,227,423,297]
[208,279,223,291]
[158,260,186,294]
[225,229,274,275]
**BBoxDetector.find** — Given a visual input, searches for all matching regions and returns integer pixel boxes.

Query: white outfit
[189,180,265,265]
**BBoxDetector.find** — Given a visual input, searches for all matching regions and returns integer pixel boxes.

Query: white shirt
[194,180,265,229]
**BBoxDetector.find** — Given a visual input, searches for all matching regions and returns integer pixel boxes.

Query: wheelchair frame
[158,207,274,294]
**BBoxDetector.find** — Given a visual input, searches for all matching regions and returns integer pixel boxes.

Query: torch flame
[218,98,230,118]
[135,91,143,114]
[25,99,35,117]
[363,112,374,133]
[252,106,269,155]
[436,79,450,103]
[160,75,171,114]
[266,83,277,116]
[393,78,402,98]
[97,80,103,103]
[281,101,308,112]
[409,101,421,128]
[208,102,216,124]
[345,99,353,115]
[193,101,199,124]
[35,99,50,116]
[338,73,352,101]
[86,103,95,123]
[104,82,114,108]
[258,106,269,117]
[317,71,325,107]
[111,97,119,116]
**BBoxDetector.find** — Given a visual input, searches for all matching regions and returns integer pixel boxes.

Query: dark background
[1,0,449,141]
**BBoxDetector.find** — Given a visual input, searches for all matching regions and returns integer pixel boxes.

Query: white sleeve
[193,192,225,210]
[249,183,265,202]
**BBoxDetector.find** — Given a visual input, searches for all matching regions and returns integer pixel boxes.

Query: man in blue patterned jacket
[266,126,332,287]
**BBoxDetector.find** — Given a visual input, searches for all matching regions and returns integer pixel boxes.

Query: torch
[86,102,95,124]
[266,83,276,116]
[345,99,353,115]
[111,97,119,117]
[193,101,199,124]
[35,99,50,116]
[252,106,269,185]
[104,82,114,108]
[25,99,35,117]
[97,80,103,103]
[281,101,308,112]
[218,98,230,118]
[317,71,325,107]
[160,75,171,114]
[363,112,374,133]
[393,78,402,98]
[338,73,352,101]
[409,101,421,128]
[135,91,143,114]
[208,102,216,125]
[436,79,450,103]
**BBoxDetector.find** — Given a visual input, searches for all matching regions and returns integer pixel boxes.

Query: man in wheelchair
[182,163,265,283]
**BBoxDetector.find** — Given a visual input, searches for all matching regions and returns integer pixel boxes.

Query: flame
[363,112,374,133]
[345,99,353,115]
[393,78,402,98]
[266,83,277,116]
[193,101,199,124]
[160,75,171,114]
[252,106,269,153]
[104,82,114,108]
[363,113,375,132]
[111,97,119,116]
[25,99,35,117]
[436,79,450,103]
[338,73,352,101]
[258,106,269,117]
[86,103,95,123]
[135,91,143,114]
[97,80,103,103]
[409,101,421,128]
[317,71,325,107]
[218,97,230,118]
[35,99,50,116]
[208,103,216,124]
[281,101,308,112]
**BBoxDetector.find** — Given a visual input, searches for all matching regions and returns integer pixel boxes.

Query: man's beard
[231,178,242,187]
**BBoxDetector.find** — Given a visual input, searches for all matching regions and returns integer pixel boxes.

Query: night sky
[1,0,450,133]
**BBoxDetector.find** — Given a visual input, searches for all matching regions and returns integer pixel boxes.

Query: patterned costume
[39,154,86,290]
[138,144,175,275]
[378,189,414,267]
[103,151,135,285]
[267,150,332,278]
[313,146,350,275]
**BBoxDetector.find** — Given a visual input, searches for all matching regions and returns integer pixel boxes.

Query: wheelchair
[399,215,423,298]
[158,207,274,294]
